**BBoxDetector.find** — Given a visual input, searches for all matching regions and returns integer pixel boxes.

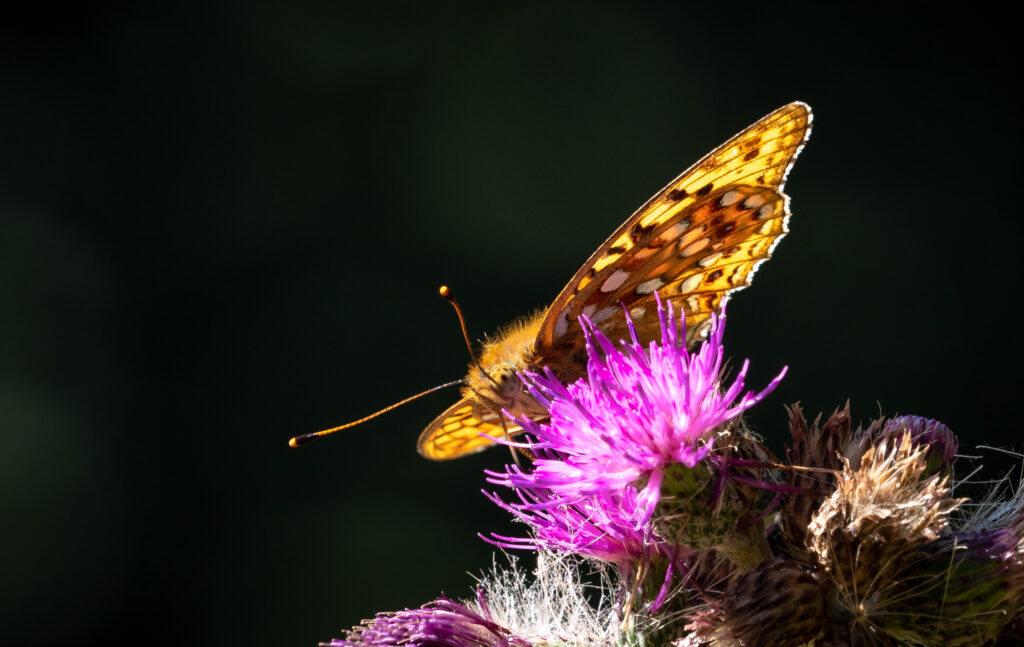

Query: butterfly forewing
[551,185,789,350]
[538,102,811,353]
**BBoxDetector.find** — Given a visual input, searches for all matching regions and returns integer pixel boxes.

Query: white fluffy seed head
[470,552,626,647]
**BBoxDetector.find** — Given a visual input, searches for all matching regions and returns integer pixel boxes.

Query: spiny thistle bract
[327,300,1024,647]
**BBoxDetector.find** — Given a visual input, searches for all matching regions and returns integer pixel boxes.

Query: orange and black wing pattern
[417,399,523,460]
[537,102,811,361]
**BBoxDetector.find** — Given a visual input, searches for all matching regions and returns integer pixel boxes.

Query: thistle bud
[873,524,1024,646]
[781,403,858,561]
[877,415,957,478]
[686,560,828,646]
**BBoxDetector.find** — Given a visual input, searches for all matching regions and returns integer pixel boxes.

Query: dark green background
[2,3,1021,646]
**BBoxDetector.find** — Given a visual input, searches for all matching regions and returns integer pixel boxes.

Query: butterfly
[415,102,813,460]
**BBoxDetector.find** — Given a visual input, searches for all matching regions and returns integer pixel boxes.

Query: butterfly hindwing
[417,399,522,460]
[538,102,811,358]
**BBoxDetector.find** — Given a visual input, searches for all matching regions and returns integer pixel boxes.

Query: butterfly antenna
[439,285,496,386]
[288,379,465,448]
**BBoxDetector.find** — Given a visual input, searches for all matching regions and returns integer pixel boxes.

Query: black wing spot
[666,187,689,201]
[743,148,760,162]
[696,182,714,197]
[629,222,656,243]
[713,222,736,239]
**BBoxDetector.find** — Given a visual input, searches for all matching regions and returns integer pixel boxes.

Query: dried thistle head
[808,432,967,642]
[785,403,856,477]
[781,403,854,560]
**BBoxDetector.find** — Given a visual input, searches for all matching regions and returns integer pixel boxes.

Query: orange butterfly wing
[537,102,812,357]
[417,399,523,460]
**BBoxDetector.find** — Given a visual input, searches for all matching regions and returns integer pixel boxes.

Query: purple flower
[880,415,957,476]
[489,298,786,524]
[483,482,665,565]
[329,594,530,647]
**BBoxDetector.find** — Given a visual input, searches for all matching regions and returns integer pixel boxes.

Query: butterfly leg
[497,411,535,466]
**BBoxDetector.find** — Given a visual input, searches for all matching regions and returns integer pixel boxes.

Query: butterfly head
[466,361,532,414]
[461,311,549,419]
[488,364,524,399]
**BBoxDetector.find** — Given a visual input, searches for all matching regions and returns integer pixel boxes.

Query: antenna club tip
[288,437,300,448]
[439,285,451,298]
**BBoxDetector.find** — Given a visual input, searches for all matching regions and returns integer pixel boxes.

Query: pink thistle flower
[482,482,666,566]
[488,297,786,525]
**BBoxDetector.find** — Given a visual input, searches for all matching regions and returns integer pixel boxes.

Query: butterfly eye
[490,365,523,399]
